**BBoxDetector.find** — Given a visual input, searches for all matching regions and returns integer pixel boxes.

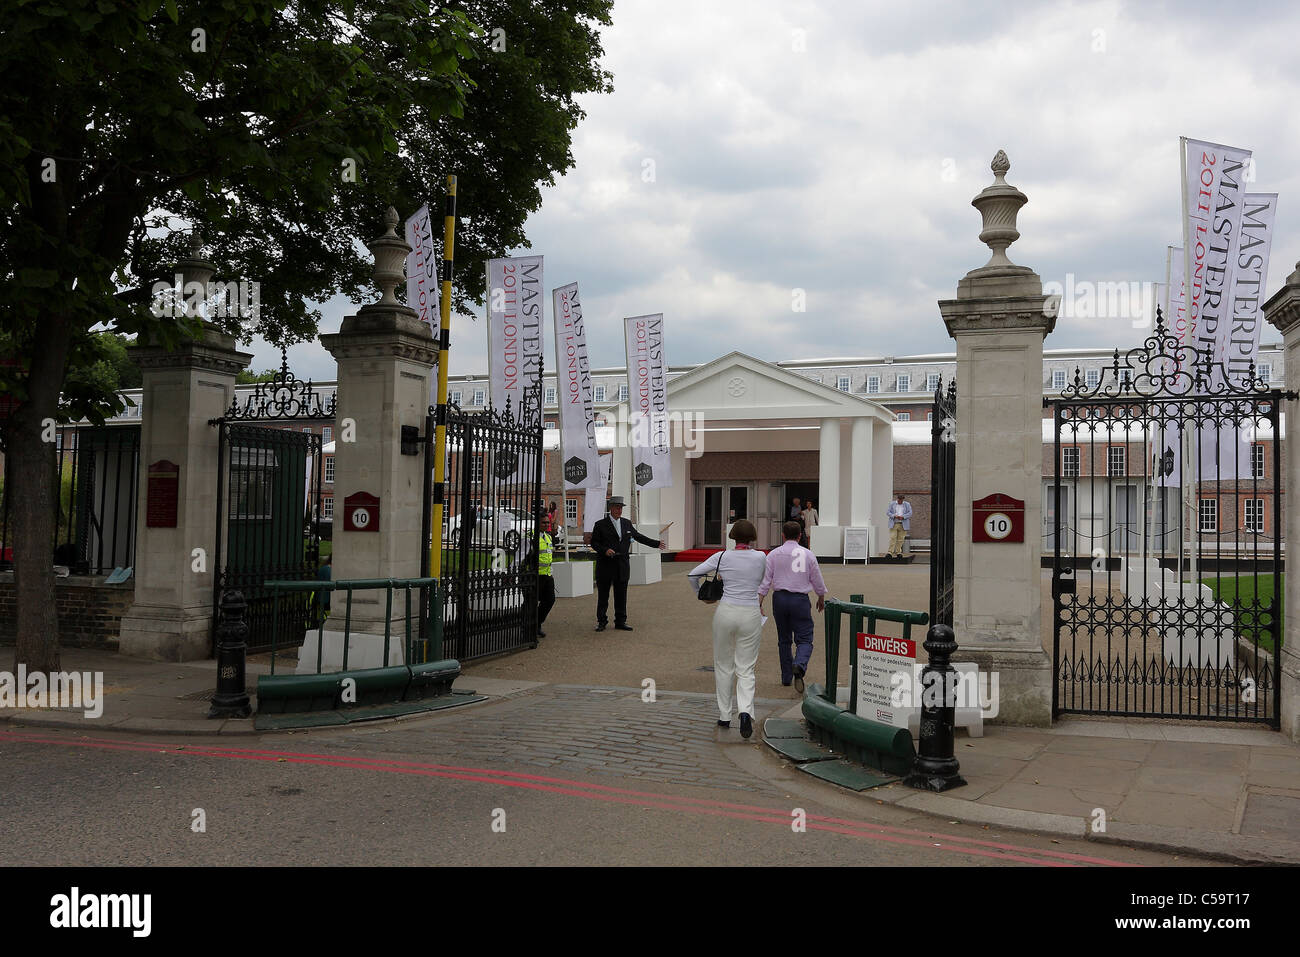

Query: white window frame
[618,383,629,402]
[473,389,485,407]
[1252,443,1265,479]
[594,385,606,402]
[1199,498,1218,533]
[1052,369,1067,390]
[471,457,484,483]
[564,499,578,524]
[896,374,910,393]
[926,373,941,392]
[323,456,335,484]
[545,386,557,406]
[450,389,462,405]
[322,426,332,444]
[544,420,558,431]
[1107,446,1126,477]
[1061,447,1080,478]
[321,496,333,520]
[896,412,911,422]
[836,375,850,392]
[1259,363,1272,383]
[1245,499,1265,533]
[1085,369,1100,389]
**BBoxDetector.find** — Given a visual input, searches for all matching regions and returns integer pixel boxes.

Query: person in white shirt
[687,519,767,739]
[801,501,818,529]
[886,493,912,557]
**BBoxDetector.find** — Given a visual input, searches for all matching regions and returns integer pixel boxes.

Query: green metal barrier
[257,577,456,713]
[804,594,930,775]
[823,593,929,710]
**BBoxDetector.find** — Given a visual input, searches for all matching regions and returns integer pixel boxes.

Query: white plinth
[628,552,662,585]
[553,560,593,598]
[1120,558,1170,604]
[297,628,406,674]
[810,525,842,558]
[1150,582,1233,668]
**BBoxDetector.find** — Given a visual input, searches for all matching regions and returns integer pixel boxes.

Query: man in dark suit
[590,496,665,631]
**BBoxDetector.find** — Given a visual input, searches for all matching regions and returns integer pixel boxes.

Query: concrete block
[552,561,593,598]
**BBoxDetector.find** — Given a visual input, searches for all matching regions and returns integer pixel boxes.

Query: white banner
[405,205,441,406]
[584,453,613,532]
[623,314,672,490]
[1181,138,1253,386]
[1202,192,1279,481]
[552,283,602,490]
[487,256,545,414]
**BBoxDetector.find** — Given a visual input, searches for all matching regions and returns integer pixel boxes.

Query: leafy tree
[0,0,613,670]
[236,368,279,384]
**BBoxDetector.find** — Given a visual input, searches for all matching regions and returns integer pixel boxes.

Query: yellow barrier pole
[430,176,457,580]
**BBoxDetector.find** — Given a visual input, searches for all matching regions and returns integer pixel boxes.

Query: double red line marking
[1,729,1133,867]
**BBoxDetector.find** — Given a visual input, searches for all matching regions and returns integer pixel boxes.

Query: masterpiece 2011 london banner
[623,314,671,490]
[552,282,602,490]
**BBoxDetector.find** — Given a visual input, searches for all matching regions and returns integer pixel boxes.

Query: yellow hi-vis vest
[538,532,554,576]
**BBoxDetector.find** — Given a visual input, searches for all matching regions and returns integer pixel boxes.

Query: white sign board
[855,632,917,729]
[843,527,870,562]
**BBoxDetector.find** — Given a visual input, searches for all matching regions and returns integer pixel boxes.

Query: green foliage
[1202,575,1284,654]
[0,0,613,429]
[236,368,279,384]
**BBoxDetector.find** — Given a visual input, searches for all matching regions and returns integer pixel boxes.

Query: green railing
[823,592,929,711]
[264,577,442,675]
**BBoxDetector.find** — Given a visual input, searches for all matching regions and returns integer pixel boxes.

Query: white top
[688,548,768,607]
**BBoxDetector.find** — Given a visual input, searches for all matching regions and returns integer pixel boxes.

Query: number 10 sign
[972,493,1024,543]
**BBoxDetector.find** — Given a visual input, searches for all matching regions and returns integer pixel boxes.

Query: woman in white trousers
[688,520,767,739]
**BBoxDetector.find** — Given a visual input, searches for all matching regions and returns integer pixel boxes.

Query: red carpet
[672,547,771,562]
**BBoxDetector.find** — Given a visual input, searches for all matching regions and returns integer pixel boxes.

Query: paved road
[0,686,1215,867]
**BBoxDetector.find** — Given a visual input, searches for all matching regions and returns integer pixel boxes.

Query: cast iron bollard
[903,622,967,791]
[209,589,252,718]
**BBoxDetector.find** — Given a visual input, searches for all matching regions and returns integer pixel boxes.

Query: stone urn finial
[367,205,411,307]
[970,150,1028,272]
[177,229,217,290]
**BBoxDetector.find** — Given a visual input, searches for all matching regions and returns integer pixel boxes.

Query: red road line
[0,730,1129,866]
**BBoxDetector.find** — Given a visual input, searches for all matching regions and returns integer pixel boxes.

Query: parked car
[447,505,536,552]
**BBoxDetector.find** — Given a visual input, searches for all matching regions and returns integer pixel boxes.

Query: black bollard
[209,589,252,719]
[903,622,967,791]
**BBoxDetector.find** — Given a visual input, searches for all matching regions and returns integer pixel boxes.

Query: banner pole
[430,175,458,583]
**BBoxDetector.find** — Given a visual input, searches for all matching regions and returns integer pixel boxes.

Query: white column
[871,419,893,556]
[849,416,873,526]
[818,417,841,525]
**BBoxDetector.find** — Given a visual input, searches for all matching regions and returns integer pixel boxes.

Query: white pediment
[662,352,894,423]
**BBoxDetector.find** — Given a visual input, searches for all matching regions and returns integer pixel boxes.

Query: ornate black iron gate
[422,385,544,661]
[929,379,957,626]
[212,362,330,654]
[1047,312,1290,725]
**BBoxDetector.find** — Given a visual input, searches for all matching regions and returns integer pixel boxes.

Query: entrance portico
[624,352,894,556]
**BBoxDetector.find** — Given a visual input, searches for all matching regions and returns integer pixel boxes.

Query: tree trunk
[9,312,74,674]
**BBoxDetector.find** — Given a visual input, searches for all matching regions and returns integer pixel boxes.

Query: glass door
[701,485,723,546]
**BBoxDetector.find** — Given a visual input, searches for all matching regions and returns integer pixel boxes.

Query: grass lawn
[1201,574,1283,654]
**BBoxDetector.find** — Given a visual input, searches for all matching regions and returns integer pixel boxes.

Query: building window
[837,375,850,392]
[1252,443,1265,479]
[565,499,578,524]
[1245,499,1265,533]
[451,389,462,405]
[303,426,312,434]
[1085,369,1100,389]
[545,386,557,406]
[322,497,333,520]
[1052,369,1066,390]
[544,421,558,431]
[1118,368,1132,387]
[896,412,911,421]
[867,375,880,394]
[1199,498,1218,533]
[1062,447,1080,477]
[471,457,484,483]
[322,427,332,444]
[473,389,485,406]
[1259,363,1272,383]
[323,457,335,484]
[927,411,934,421]
[896,374,910,392]
[1107,446,1126,476]
[926,373,941,392]
[618,383,629,402]
[594,385,606,402]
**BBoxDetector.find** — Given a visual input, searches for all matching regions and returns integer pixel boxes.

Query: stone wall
[0,576,135,650]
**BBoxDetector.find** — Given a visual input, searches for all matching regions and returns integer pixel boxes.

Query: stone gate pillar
[937,151,1055,726]
[119,235,253,661]
[320,208,438,642]
[1263,259,1300,742]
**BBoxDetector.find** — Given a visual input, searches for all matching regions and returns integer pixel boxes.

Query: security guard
[536,515,556,638]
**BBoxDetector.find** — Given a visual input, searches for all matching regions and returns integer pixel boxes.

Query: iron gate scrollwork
[423,379,544,661]
[212,355,331,654]
[1047,308,1292,725]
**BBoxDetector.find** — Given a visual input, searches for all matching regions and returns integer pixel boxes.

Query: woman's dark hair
[728,519,758,544]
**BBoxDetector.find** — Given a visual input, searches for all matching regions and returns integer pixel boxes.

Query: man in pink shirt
[758,521,827,693]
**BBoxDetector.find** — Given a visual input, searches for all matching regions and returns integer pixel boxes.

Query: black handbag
[697,552,725,603]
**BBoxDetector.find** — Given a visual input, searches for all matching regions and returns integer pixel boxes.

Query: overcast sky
[261,0,1300,382]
